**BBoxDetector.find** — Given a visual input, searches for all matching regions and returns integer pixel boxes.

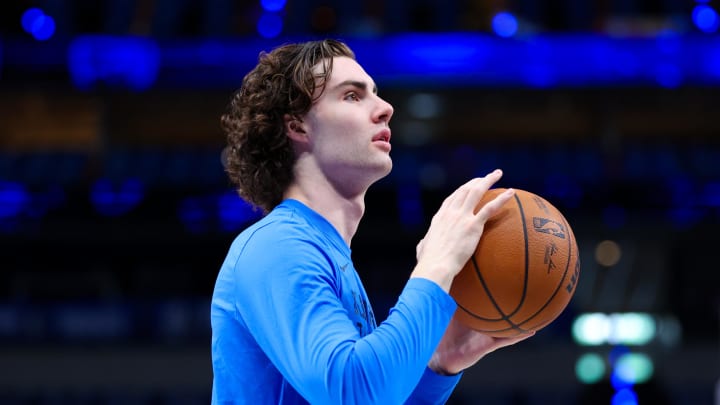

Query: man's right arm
[234,236,457,404]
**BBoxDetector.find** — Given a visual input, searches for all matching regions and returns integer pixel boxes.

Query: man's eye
[345,92,359,101]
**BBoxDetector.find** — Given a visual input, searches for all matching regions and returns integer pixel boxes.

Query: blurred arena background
[1,0,719,404]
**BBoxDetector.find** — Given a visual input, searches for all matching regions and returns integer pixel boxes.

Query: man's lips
[372,128,391,143]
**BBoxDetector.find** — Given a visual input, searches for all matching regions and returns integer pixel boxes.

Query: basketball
[449,188,580,337]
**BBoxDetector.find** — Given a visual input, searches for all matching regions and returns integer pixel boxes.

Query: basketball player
[211,39,533,404]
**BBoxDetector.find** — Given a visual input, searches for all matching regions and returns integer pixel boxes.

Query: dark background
[1,0,718,404]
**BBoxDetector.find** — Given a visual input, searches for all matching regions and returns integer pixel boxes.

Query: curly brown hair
[221,39,356,213]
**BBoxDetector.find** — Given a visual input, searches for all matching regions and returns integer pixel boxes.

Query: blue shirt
[211,199,461,404]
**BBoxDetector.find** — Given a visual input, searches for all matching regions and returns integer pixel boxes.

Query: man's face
[299,56,394,194]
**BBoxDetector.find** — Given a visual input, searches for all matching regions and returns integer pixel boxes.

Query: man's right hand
[410,169,515,292]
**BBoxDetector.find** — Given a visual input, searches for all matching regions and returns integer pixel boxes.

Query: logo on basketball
[532,196,551,215]
[532,217,566,239]
[566,256,581,294]
[543,242,558,274]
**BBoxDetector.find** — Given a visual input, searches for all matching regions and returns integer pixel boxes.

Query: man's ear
[284,114,307,142]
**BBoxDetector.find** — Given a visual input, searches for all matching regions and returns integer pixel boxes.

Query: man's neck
[284,183,365,247]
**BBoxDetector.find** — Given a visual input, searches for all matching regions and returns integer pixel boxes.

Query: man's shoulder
[242,204,312,240]
[231,204,325,256]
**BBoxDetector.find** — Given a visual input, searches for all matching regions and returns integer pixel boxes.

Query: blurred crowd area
[0,0,702,38]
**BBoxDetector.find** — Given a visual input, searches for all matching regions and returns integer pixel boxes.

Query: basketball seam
[514,211,575,330]
[505,193,530,318]
[462,194,530,322]
[454,256,527,334]
[458,256,505,320]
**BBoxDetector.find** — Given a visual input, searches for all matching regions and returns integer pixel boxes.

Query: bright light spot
[257,12,283,38]
[261,0,286,12]
[32,15,55,40]
[492,12,518,38]
[611,388,639,405]
[404,39,482,71]
[614,353,654,385]
[693,5,719,33]
[573,313,657,346]
[595,240,622,267]
[608,313,656,345]
[573,313,611,346]
[21,8,55,41]
[0,182,29,219]
[575,353,606,384]
[21,8,45,32]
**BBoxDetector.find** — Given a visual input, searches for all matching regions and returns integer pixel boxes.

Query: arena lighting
[693,5,719,33]
[21,8,45,32]
[68,35,160,90]
[573,313,611,345]
[355,34,720,86]
[0,182,29,219]
[575,353,606,384]
[21,8,55,41]
[492,12,519,38]
[90,178,144,217]
[260,0,286,12]
[613,314,656,345]
[369,34,491,77]
[572,313,657,346]
[611,387,639,405]
[257,12,283,38]
[613,352,654,385]
[47,34,720,88]
[0,182,67,231]
[595,240,621,267]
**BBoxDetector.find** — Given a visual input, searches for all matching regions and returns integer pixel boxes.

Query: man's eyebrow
[332,80,378,94]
